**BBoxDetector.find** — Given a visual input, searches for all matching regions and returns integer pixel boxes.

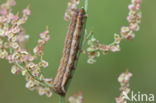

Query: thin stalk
[82,31,93,48]
[59,96,64,103]
[15,62,52,88]
[84,0,88,12]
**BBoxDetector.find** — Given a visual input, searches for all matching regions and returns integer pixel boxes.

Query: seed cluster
[116,71,133,103]
[85,0,142,64]
[64,0,80,21]
[0,0,52,97]
[68,92,83,103]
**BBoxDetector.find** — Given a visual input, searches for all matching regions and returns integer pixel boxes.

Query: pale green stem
[84,0,88,12]
[59,96,64,103]
[15,62,52,88]
[82,32,93,48]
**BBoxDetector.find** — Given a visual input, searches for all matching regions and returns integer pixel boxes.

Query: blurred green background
[0,0,156,103]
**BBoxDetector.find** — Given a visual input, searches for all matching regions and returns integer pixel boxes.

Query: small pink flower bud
[10,0,16,6]
[136,4,140,10]
[136,0,141,4]
[128,4,136,10]
[23,8,31,16]
[0,9,8,16]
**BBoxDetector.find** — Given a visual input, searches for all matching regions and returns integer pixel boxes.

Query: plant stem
[59,95,64,103]
[15,62,52,88]
[84,0,88,13]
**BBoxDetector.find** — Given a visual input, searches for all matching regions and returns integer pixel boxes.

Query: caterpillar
[52,8,87,96]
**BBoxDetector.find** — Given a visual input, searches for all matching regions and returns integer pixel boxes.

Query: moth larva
[53,8,86,96]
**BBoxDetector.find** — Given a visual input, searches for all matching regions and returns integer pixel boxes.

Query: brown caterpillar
[52,8,86,96]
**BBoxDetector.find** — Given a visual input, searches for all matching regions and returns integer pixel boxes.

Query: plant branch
[84,0,88,12]
[15,62,52,88]
[59,96,65,103]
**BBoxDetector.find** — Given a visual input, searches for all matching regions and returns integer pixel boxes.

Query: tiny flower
[136,0,142,4]
[40,30,50,42]
[91,36,96,42]
[115,96,125,103]
[114,33,121,44]
[41,60,49,68]
[128,4,136,10]
[69,92,83,103]
[38,39,45,45]
[118,73,124,83]
[64,12,70,21]
[27,62,36,68]
[129,23,140,31]
[110,45,120,52]
[12,13,19,21]
[9,0,16,6]
[116,71,132,103]
[64,0,80,21]
[45,87,52,97]
[25,80,34,88]
[33,45,43,56]
[121,26,129,34]
[122,88,130,94]
[0,49,8,59]
[96,51,100,57]
[0,39,3,45]
[136,4,140,10]
[4,42,10,48]
[38,87,45,96]
[0,29,5,37]
[12,52,20,60]
[118,71,132,84]
[44,35,50,41]
[8,33,14,39]
[33,47,38,54]
[87,40,93,46]
[69,96,75,103]
[126,32,135,40]
[39,74,44,80]
[114,33,120,39]
[0,16,7,23]
[87,58,96,64]
[11,42,19,49]
[103,51,108,55]
[28,56,36,62]
[40,31,48,39]
[43,78,53,85]
[11,65,20,74]
[11,26,20,34]
[20,51,29,55]
[22,70,27,76]
[97,43,110,51]
[87,35,97,46]
[87,47,96,52]
[23,7,31,16]
[37,46,42,54]
[0,9,8,16]
[131,0,136,3]
[11,36,17,42]
[137,11,142,17]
